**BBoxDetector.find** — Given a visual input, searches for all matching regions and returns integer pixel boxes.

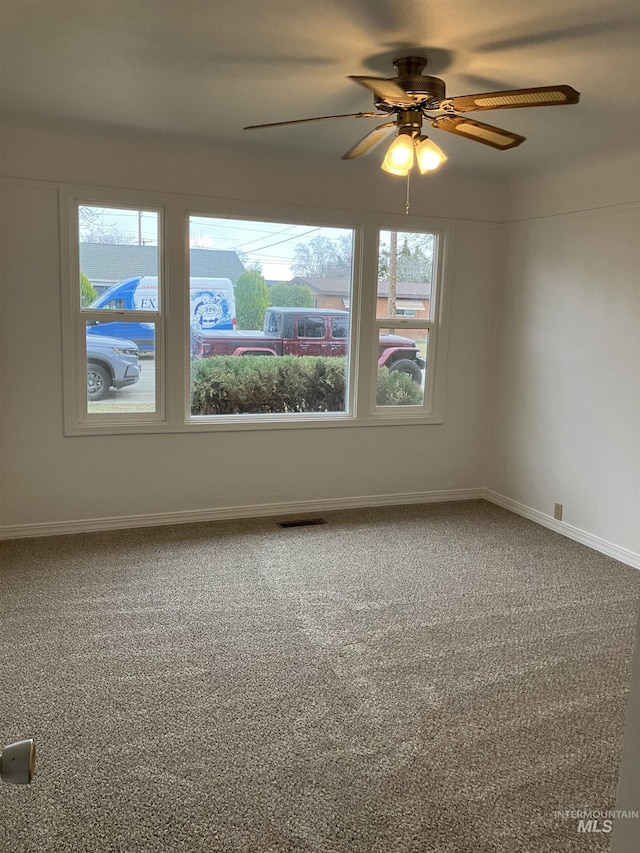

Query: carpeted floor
[1,500,638,852]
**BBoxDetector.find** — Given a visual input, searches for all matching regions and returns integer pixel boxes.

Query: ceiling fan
[244,55,580,175]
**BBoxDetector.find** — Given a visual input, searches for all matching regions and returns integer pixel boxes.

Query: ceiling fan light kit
[382,133,448,176]
[244,53,579,178]
[415,137,448,173]
[381,131,415,176]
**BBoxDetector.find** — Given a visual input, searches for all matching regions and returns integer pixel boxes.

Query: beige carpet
[1,500,638,852]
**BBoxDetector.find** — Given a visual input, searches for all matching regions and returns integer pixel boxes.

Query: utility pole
[388,230,398,318]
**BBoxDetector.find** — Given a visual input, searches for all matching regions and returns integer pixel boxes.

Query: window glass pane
[376,328,428,408]
[377,230,434,321]
[188,216,353,416]
[298,316,325,338]
[331,317,348,339]
[78,206,160,314]
[86,321,155,413]
[85,317,156,353]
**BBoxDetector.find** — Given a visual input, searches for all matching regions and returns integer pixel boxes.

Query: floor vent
[277,518,327,528]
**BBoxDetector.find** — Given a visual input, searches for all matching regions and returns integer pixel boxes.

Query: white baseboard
[483,489,640,570]
[4,489,638,570]
[0,488,484,540]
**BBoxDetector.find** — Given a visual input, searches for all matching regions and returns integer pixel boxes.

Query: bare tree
[189,231,210,248]
[292,235,351,278]
[378,232,434,283]
[79,206,137,245]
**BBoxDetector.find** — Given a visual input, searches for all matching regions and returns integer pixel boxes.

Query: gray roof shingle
[291,276,431,299]
[79,244,246,285]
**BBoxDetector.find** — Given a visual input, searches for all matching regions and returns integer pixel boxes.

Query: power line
[229,225,303,252]
[239,226,323,256]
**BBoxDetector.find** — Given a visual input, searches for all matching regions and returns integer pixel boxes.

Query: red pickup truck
[191,307,425,381]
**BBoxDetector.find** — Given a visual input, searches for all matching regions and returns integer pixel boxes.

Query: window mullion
[354,224,379,417]
[165,201,188,425]
[374,319,434,331]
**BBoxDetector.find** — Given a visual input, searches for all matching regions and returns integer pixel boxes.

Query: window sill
[64,411,444,436]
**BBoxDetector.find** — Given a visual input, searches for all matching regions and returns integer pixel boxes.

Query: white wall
[0,119,504,535]
[487,150,640,558]
[3,121,638,559]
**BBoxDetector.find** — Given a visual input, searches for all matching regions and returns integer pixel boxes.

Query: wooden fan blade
[342,122,396,160]
[431,115,525,149]
[348,75,415,105]
[244,112,384,130]
[440,85,580,112]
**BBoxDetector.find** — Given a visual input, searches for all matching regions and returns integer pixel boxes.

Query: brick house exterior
[288,277,431,319]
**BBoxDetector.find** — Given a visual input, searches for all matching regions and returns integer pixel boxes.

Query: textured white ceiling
[1,0,639,177]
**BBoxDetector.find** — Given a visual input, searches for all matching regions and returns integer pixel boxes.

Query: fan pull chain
[405,171,411,215]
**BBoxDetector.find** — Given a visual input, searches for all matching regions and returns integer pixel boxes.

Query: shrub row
[191,356,421,415]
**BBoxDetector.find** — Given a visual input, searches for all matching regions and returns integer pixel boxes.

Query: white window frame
[60,188,166,434]
[60,185,452,435]
[184,208,359,426]
[368,226,448,422]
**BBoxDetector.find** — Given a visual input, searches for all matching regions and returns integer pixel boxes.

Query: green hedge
[375,366,424,406]
[191,356,422,414]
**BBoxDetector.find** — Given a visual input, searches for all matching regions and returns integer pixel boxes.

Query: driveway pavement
[87,356,156,413]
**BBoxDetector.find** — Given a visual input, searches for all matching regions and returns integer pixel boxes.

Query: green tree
[80,272,97,307]
[235,270,270,330]
[269,282,313,308]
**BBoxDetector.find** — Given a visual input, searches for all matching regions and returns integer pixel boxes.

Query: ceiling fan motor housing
[392,56,446,108]
[392,56,429,76]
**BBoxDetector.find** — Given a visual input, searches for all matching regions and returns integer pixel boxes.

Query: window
[99,298,127,310]
[298,316,325,338]
[63,201,164,426]
[62,189,449,433]
[373,229,438,412]
[188,215,354,419]
[331,317,349,339]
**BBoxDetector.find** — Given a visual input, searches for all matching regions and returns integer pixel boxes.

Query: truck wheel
[389,359,423,383]
[87,363,111,401]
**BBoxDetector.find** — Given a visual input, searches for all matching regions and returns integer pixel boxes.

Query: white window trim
[60,185,452,435]
[368,225,450,422]
[60,188,167,434]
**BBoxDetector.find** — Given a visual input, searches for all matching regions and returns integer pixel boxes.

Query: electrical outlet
[554,503,563,521]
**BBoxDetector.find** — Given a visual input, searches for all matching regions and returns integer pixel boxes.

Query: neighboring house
[79,243,246,293]
[374,280,431,319]
[286,277,350,311]
[288,276,431,318]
